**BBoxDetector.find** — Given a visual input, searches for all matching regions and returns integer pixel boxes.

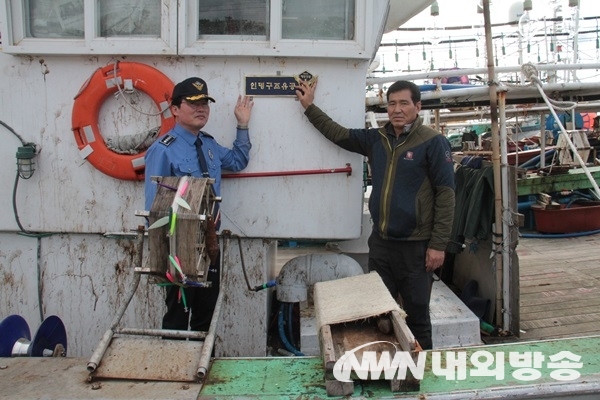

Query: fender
[71,61,175,180]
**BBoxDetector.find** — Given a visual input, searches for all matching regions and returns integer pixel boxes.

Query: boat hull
[532,201,600,234]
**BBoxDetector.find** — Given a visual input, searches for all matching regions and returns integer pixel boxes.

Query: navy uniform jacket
[144,123,251,211]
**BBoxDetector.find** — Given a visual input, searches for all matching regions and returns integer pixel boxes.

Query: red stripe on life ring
[71,61,175,181]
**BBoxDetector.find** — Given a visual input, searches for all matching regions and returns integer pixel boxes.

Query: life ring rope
[109,61,170,118]
[71,61,175,181]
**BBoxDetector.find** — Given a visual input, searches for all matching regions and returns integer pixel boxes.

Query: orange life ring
[71,61,175,181]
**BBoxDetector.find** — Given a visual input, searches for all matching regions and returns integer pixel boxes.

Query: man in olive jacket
[295,79,455,350]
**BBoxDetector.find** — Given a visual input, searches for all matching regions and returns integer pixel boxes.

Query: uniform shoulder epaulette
[159,134,176,146]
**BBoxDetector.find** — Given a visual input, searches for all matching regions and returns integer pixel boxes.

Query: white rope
[521,63,600,200]
[112,61,167,117]
[520,63,578,111]
[105,126,160,154]
[102,61,170,153]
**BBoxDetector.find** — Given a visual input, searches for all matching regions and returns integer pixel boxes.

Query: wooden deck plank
[517,233,600,341]
[519,274,593,285]
[522,257,600,267]
[519,271,570,280]
[520,268,599,281]
[521,312,600,330]
[520,279,597,293]
[519,320,600,340]
[521,296,600,315]
[520,289,600,307]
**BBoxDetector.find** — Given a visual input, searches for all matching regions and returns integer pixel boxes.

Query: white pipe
[115,327,206,339]
[366,62,600,85]
[366,111,379,128]
[197,287,224,381]
[366,82,600,108]
[367,87,489,107]
[571,4,580,81]
[366,102,600,124]
[540,113,547,169]
[499,93,511,332]
[276,253,364,303]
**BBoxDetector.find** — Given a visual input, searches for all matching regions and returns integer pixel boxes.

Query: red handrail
[222,163,352,179]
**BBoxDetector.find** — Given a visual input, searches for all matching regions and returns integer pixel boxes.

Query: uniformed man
[144,77,254,332]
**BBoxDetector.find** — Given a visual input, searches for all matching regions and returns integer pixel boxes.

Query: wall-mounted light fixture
[16,143,38,179]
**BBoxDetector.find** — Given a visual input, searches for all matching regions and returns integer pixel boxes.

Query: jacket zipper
[379,129,409,236]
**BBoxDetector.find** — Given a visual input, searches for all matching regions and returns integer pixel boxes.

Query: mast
[482,0,506,330]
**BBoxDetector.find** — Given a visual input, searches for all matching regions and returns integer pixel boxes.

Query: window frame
[1,0,177,55]
[1,0,374,59]
[179,0,369,59]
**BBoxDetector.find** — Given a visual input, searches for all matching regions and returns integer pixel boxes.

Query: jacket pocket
[175,162,200,176]
[416,196,434,235]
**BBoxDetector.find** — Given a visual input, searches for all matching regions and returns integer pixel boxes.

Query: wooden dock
[517,232,600,341]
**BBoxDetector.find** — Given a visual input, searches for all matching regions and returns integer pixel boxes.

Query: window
[3,0,175,54]
[99,0,161,37]
[25,0,162,39]
[282,0,355,40]
[198,0,268,38]
[27,0,84,38]
[197,0,267,38]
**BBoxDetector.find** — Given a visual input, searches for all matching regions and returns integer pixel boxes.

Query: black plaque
[245,72,316,97]
[245,76,299,97]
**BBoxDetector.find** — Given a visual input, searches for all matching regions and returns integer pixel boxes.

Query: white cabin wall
[0,54,144,234]
[0,53,366,238]
[0,231,164,357]
[0,54,368,357]
[219,58,367,239]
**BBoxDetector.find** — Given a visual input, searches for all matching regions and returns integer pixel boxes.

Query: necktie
[194,137,210,178]
[195,137,220,230]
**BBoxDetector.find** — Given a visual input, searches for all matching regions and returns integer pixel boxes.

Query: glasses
[182,99,210,109]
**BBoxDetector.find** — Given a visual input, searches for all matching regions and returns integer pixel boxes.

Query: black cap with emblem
[172,77,216,103]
